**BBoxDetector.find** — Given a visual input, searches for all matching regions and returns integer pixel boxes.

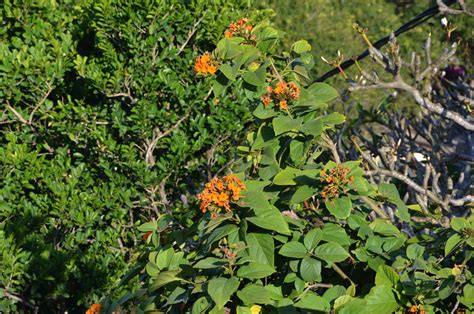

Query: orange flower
[261,81,300,111]
[224,18,254,39]
[319,164,354,201]
[274,82,286,95]
[198,175,246,217]
[288,82,300,99]
[261,95,272,107]
[194,52,218,75]
[86,303,101,314]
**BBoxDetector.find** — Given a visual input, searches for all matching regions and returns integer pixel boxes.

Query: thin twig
[177,12,207,55]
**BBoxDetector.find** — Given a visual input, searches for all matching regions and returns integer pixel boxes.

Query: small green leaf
[450,217,469,232]
[290,185,317,204]
[273,115,302,135]
[308,83,338,102]
[406,243,424,260]
[300,257,322,282]
[364,285,399,314]
[253,103,278,119]
[207,277,240,309]
[237,284,272,305]
[314,242,349,263]
[149,270,181,291]
[247,233,274,267]
[304,228,323,250]
[273,167,299,185]
[237,262,275,279]
[445,234,463,256]
[375,265,399,286]
[247,205,291,235]
[369,219,400,237]
[325,197,352,219]
[294,292,330,312]
[219,63,236,81]
[292,40,312,54]
[279,241,308,258]
[321,112,345,125]
[300,119,323,137]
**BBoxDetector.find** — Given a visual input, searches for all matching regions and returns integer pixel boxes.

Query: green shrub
[103,18,473,313]
[0,0,263,311]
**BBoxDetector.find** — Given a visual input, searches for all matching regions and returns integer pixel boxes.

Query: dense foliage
[102,17,473,313]
[0,0,261,311]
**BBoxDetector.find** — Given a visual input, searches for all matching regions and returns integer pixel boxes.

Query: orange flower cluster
[86,303,101,314]
[194,52,218,75]
[407,305,425,314]
[320,165,354,201]
[224,18,254,38]
[261,81,300,110]
[198,175,246,218]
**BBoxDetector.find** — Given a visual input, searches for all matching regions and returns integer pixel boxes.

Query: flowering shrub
[101,15,473,314]
[198,175,246,217]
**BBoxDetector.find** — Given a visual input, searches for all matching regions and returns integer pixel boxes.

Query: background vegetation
[1,0,258,311]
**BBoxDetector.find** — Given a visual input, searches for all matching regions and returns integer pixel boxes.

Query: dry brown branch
[144,111,190,167]
[177,12,207,55]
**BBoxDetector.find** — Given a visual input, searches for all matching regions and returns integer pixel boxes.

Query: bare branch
[177,12,207,55]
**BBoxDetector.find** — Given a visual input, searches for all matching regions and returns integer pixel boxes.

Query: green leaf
[375,265,399,286]
[322,223,351,246]
[450,217,470,232]
[406,243,424,260]
[445,234,463,256]
[273,115,301,135]
[194,257,227,269]
[364,285,399,314]
[149,270,181,291]
[292,40,312,54]
[300,257,322,282]
[241,190,272,211]
[323,286,347,303]
[304,228,323,250]
[216,37,244,59]
[291,185,317,204]
[279,241,308,258]
[253,103,278,119]
[379,183,410,222]
[308,83,338,102]
[242,68,266,86]
[237,284,272,305]
[219,63,236,81]
[247,233,274,267]
[237,262,275,279]
[438,278,455,300]
[294,292,330,312]
[321,112,345,125]
[300,119,323,137]
[273,167,299,185]
[369,219,400,237]
[247,205,291,235]
[192,297,210,314]
[205,225,238,250]
[325,197,352,219]
[207,277,240,309]
[314,243,349,263]
[459,284,474,308]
